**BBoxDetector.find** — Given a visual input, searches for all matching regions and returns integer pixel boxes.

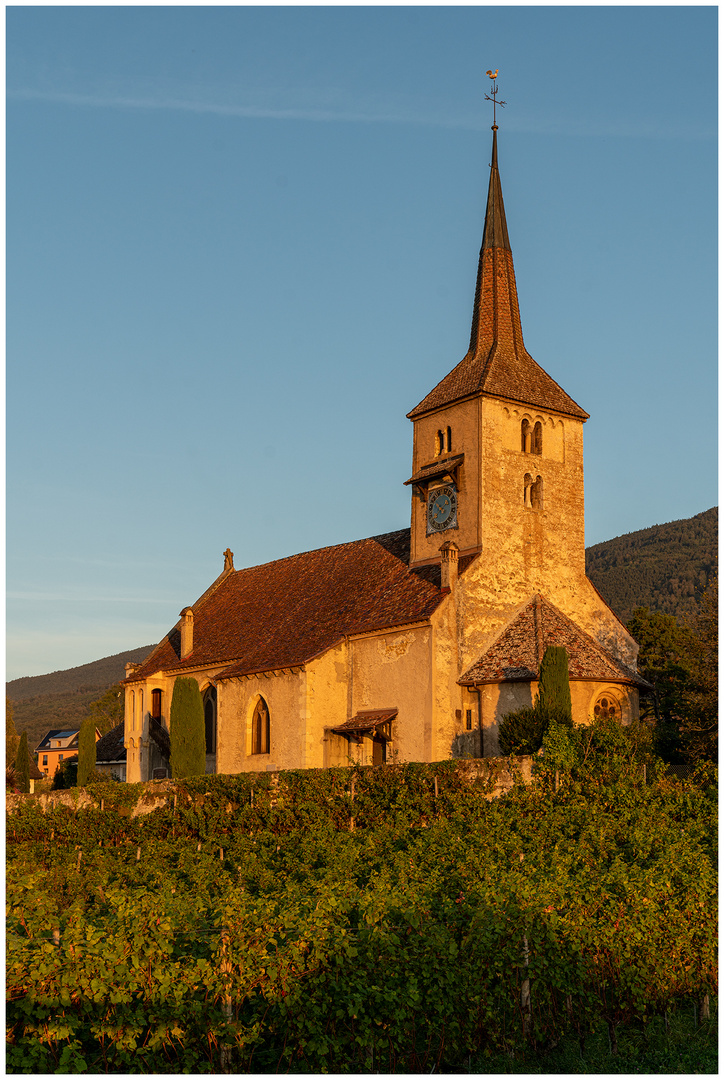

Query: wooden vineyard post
[220,927,233,1072]
[700,994,710,1022]
[349,777,356,831]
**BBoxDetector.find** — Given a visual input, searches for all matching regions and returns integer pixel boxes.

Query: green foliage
[15,732,31,794]
[585,506,717,624]
[6,763,717,1073]
[52,757,78,790]
[7,697,20,769]
[537,645,573,720]
[169,678,206,779]
[679,571,718,764]
[87,684,124,736]
[498,707,546,755]
[77,719,97,787]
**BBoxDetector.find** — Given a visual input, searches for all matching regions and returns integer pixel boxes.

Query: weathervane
[484,69,506,129]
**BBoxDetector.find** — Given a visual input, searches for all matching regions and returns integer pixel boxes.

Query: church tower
[406,122,590,602]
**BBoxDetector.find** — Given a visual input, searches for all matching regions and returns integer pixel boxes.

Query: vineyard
[6,726,718,1073]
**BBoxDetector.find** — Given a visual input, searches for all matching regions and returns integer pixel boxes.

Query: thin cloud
[8,86,713,141]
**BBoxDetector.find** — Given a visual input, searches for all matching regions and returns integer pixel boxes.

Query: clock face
[427,484,457,533]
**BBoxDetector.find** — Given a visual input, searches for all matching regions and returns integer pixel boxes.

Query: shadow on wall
[451,731,481,759]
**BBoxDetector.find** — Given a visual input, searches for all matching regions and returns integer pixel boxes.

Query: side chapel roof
[95,723,127,764]
[459,594,650,688]
[408,127,588,421]
[126,530,474,685]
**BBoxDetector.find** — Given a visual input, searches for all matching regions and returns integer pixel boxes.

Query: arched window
[130,690,135,731]
[533,421,543,455]
[435,430,445,456]
[151,688,162,719]
[446,426,452,452]
[251,698,270,755]
[203,686,217,754]
[523,472,533,508]
[593,694,621,720]
[521,419,532,453]
[531,475,543,510]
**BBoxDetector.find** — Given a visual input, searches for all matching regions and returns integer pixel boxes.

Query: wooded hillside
[585,507,717,625]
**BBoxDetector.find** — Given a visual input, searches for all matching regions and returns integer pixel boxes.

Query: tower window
[531,475,543,510]
[435,430,445,456]
[446,426,452,452]
[533,421,543,455]
[523,473,533,508]
[251,698,270,755]
[521,419,531,453]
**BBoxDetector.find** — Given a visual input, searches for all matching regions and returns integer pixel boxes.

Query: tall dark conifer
[536,646,573,722]
[15,732,30,794]
[77,718,97,786]
[170,678,206,779]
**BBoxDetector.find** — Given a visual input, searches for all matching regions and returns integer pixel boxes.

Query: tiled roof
[330,709,398,735]
[408,129,588,423]
[126,529,452,684]
[95,724,127,764]
[459,594,651,688]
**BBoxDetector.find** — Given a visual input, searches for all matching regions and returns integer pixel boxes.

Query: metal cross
[484,70,506,128]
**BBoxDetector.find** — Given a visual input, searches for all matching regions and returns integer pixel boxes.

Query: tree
[6,698,20,769]
[87,684,124,736]
[679,570,718,764]
[536,646,572,722]
[627,607,692,724]
[77,717,97,786]
[169,678,206,779]
[15,732,30,794]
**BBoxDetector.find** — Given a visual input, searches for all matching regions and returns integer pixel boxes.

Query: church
[123,120,648,782]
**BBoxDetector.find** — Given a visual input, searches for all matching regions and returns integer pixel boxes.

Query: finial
[223,548,234,571]
[484,69,506,129]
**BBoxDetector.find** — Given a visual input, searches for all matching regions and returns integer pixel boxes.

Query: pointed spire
[408,126,588,421]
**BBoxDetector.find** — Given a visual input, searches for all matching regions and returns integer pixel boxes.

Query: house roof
[459,594,651,689]
[126,529,465,685]
[408,127,588,422]
[35,729,80,753]
[95,723,127,764]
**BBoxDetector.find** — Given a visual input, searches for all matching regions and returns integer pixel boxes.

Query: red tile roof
[126,530,451,684]
[459,594,650,688]
[408,129,588,422]
[330,709,397,735]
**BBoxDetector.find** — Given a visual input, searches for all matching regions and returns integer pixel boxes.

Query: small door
[372,736,386,767]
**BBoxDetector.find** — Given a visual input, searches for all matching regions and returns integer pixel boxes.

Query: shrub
[170,678,206,779]
[498,707,546,755]
[52,757,78,790]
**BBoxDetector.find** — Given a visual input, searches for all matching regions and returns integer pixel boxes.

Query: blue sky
[7,5,717,679]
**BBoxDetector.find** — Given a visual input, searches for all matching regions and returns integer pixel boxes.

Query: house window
[594,694,621,720]
[42,755,48,766]
[151,689,162,719]
[58,754,64,762]
[251,698,270,755]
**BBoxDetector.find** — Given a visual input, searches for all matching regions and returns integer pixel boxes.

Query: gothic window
[251,698,270,755]
[521,419,532,453]
[533,421,543,455]
[531,475,543,510]
[523,473,533,508]
[593,694,621,720]
[203,686,217,754]
[446,426,452,452]
[151,689,162,719]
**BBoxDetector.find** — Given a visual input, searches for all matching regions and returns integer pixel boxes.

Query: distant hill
[7,646,155,751]
[585,507,717,625]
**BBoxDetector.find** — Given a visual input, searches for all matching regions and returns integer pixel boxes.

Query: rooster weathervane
[484,69,506,128]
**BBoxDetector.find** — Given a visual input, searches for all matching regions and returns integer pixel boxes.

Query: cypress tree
[536,646,573,722]
[77,717,97,786]
[15,732,30,794]
[170,678,206,779]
